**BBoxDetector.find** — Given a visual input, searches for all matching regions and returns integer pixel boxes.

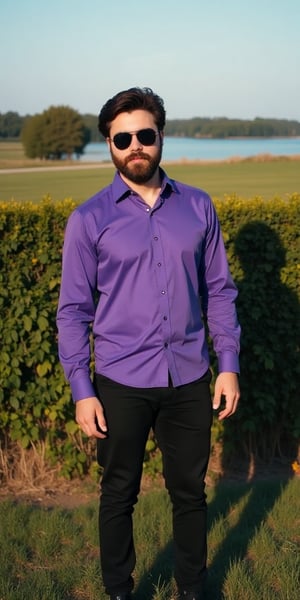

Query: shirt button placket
[151,227,170,351]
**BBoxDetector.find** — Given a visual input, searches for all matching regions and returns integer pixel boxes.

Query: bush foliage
[214,195,300,463]
[0,195,299,479]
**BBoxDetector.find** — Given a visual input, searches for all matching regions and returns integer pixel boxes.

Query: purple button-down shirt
[57,169,240,401]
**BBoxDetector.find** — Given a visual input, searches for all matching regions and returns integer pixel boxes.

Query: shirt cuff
[218,351,240,374]
[70,376,96,402]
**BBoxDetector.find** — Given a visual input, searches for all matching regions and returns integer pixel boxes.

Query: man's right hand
[75,396,108,438]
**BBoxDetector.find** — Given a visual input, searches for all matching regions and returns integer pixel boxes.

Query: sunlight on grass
[0,477,299,599]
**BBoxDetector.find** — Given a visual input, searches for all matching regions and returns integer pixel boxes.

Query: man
[57,87,240,600]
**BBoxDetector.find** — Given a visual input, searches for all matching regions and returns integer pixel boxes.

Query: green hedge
[0,198,80,478]
[0,194,299,478]
[214,194,300,463]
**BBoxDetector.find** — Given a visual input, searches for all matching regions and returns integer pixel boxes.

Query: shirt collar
[111,168,177,203]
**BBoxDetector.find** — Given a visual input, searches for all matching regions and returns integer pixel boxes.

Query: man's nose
[130,133,143,149]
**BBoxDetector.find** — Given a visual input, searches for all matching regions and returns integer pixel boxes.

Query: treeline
[1,110,300,141]
[164,117,300,139]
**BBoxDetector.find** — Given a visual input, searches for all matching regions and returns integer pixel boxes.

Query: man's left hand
[213,372,240,420]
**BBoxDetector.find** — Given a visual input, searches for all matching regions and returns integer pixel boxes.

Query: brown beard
[110,142,162,184]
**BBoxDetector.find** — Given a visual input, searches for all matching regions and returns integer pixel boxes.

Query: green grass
[0,158,300,203]
[0,166,115,204]
[0,141,75,168]
[0,477,299,599]
[166,160,300,200]
[0,141,26,161]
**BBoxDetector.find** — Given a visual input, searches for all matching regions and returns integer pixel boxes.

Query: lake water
[81,137,300,163]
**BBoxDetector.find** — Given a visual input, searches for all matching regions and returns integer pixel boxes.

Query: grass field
[0,141,26,162]
[1,142,300,202]
[0,141,74,168]
[0,476,299,600]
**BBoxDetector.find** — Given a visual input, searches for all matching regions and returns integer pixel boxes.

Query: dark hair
[98,87,166,138]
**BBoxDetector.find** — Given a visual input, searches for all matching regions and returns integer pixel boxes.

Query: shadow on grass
[133,472,292,599]
[134,540,174,599]
[206,472,292,599]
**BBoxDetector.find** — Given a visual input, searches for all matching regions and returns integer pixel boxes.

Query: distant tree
[21,113,46,158]
[82,113,99,142]
[21,105,89,159]
[0,111,23,138]
[74,124,91,158]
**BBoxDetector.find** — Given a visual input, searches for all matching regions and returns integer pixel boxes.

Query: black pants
[95,370,212,596]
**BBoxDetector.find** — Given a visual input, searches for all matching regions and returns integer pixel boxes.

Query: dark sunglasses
[111,128,159,150]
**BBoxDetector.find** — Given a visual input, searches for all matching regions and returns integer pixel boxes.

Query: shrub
[0,198,80,479]
[214,194,300,462]
[0,194,299,481]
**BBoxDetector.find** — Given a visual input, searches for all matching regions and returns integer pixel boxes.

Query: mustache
[125,152,150,164]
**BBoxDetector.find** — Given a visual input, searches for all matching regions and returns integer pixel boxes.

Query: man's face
[107,109,163,184]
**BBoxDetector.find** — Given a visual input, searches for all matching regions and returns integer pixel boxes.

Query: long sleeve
[57,209,98,401]
[199,198,240,373]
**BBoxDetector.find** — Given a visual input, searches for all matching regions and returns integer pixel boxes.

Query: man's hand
[213,372,240,420]
[75,396,108,438]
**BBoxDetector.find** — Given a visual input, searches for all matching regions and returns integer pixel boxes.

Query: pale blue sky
[1,0,299,120]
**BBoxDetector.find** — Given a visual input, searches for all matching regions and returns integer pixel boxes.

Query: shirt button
[153,236,158,241]
[146,207,150,212]
[163,315,167,320]
[157,262,162,267]
[161,290,166,295]
[164,342,168,348]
